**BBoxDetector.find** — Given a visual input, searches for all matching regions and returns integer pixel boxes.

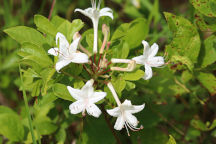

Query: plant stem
[19,64,37,144]
[101,105,122,144]
[48,0,56,20]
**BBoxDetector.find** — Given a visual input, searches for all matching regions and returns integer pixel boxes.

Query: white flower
[107,99,145,136]
[48,32,89,72]
[75,0,113,53]
[67,79,106,118]
[132,40,164,80]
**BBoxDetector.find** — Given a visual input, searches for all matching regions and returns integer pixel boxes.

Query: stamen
[125,121,143,132]
[124,124,130,136]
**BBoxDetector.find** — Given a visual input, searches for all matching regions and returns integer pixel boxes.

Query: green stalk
[19,64,37,144]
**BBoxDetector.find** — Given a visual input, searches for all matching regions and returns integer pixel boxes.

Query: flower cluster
[48,0,164,136]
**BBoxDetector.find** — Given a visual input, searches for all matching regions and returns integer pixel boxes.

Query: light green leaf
[34,120,57,135]
[200,35,216,68]
[194,11,216,32]
[197,72,216,95]
[125,18,149,49]
[52,83,75,101]
[4,26,45,46]
[41,68,56,95]
[111,76,126,96]
[0,106,17,115]
[191,119,216,131]
[166,135,176,144]
[19,42,53,68]
[111,18,149,49]
[57,19,84,43]
[190,0,216,17]
[34,14,57,36]
[111,23,130,41]
[164,12,201,66]
[51,15,65,28]
[171,55,194,71]
[123,69,144,81]
[0,113,24,142]
[112,41,129,59]
[125,81,136,91]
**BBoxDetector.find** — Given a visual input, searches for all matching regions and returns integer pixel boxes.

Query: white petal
[122,99,132,106]
[149,43,159,58]
[69,100,85,114]
[48,48,59,56]
[70,53,89,63]
[106,107,120,117]
[55,60,71,72]
[100,7,112,13]
[143,64,153,80]
[86,103,102,118]
[125,112,138,127]
[69,37,81,53]
[147,56,164,67]
[67,86,82,101]
[114,115,125,130]
[130,104,145,114]
[99,11,113,19]
[56,33,69,54]
[142,40,151,57]
[75,8,93,19]
[90,92,106,104]
[132,55,145,65]
[81,79,94,98]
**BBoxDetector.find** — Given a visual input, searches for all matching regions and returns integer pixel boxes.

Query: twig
[101,105,122,144]
[48,0,56,20]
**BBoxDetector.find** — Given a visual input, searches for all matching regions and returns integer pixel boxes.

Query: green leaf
[52,83,75,101]
[51,15,65,28]
[190,0,216,17]
[164,12,201,66]
[125,81,136,91]
[19,42,53,68]
[197,72,216,95]
[57,19,84,43]
[191,119,216,131]
[112,41,129,59]
[166,135,176,144]
[200,35,216,68]
[34,14,57,37]
[34,120,57,135]
[41,68,56,95]
[0,106,17,115]
[111,23,130,41]
[111,76,126,96]
[194,11,216,32]
[4,26,45,46]
[111,18,149,49]
[125,18,149,49]
[0,113,24,142]
[123,69,144,81]
[171,55,194,71]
